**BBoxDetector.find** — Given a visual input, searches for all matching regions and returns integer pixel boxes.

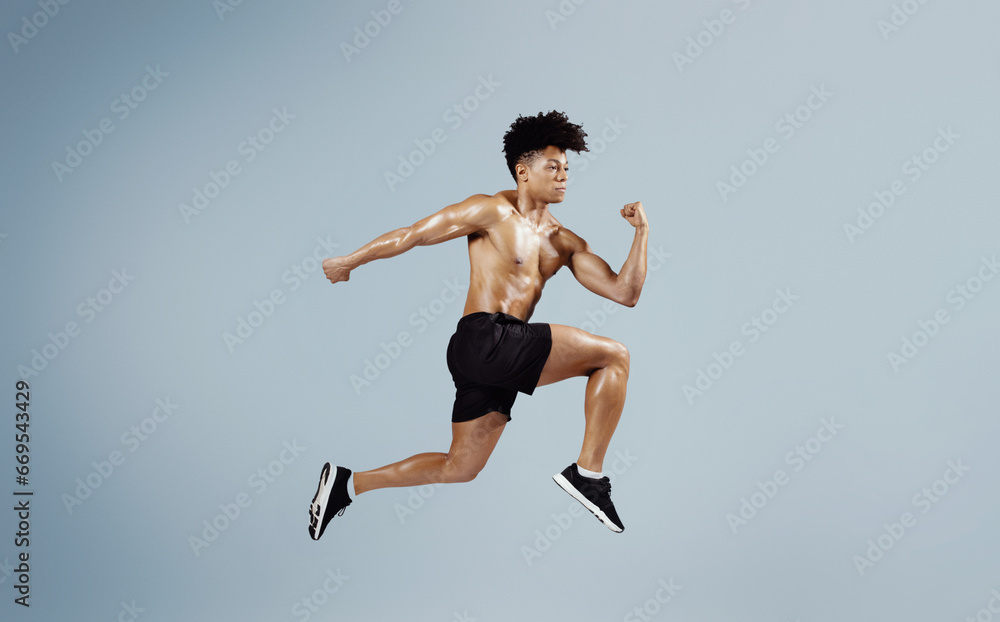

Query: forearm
[345,227,416,268]
[617,224,648,306]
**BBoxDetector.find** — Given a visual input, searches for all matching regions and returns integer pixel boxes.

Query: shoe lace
[584,476,611,499]
[591,477,616,514]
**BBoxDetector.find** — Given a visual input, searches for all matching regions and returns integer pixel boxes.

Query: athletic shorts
[446,312,553,423]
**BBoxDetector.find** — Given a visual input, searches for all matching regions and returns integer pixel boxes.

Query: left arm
[567,202,649,307]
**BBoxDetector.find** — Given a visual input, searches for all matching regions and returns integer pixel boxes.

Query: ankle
[576,464,603,479]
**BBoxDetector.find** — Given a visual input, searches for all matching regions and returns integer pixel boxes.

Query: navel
[515,257,523,265]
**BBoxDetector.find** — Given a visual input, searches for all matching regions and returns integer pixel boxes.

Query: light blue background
[2,1,999,620]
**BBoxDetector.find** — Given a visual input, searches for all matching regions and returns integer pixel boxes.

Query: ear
[515,161,530,184]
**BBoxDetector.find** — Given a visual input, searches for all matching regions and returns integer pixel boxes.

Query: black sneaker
[308,463,352,540]
[552,464,624,533]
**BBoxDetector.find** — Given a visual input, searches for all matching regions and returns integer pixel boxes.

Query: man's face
[518,145,568,203]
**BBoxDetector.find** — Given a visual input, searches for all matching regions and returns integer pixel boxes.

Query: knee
[590,339,629,376]
[609,340,630,373]
[443,459,481,484]
[450,469,479,484]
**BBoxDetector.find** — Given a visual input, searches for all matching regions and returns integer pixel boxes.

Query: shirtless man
[308,111,648,539]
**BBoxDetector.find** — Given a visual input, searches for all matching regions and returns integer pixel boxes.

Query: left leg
[309,411,508,540]
[353,410,508,494]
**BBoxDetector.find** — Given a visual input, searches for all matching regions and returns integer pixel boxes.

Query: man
[309,110,647,540]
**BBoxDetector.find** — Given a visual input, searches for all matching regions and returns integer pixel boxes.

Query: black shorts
[446,312,553,423]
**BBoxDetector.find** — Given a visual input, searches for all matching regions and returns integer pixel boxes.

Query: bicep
[409,195,494,246]
[568,248,621,300]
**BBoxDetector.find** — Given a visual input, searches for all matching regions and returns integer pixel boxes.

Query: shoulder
[444,193,510,226]
[471,191,522,214]
[488,190,519,216]
[552,221,590,255]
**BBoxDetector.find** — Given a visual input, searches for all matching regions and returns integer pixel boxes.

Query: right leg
[536,324,630,533]
[536,324,630,474]
[353,410,508,495]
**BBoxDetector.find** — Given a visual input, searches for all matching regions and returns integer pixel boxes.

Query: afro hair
[502,110,588,180]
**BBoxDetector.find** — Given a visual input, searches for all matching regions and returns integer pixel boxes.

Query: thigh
[447,410,508,472]
[536,324,627,387]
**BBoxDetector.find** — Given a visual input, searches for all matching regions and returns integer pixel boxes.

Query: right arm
[323,194,500,284]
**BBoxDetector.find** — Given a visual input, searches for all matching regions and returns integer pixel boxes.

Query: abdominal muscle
[461,234,546,322]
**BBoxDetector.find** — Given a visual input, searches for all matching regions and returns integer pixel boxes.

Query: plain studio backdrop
[2,1,999,620]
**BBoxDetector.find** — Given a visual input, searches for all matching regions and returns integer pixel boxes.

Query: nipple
[515,257,523,265]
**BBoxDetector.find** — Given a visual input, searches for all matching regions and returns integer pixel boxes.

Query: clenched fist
[323,256,353,284]
[620,202,648,228]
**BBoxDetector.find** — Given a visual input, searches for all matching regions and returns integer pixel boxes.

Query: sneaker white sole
[552,472,623,533]
[309,463,334,540]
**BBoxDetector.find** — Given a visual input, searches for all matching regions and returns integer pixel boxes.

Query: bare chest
[487,219,565,279]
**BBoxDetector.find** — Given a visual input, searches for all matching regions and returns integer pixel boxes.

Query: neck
[514,187,551,224]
